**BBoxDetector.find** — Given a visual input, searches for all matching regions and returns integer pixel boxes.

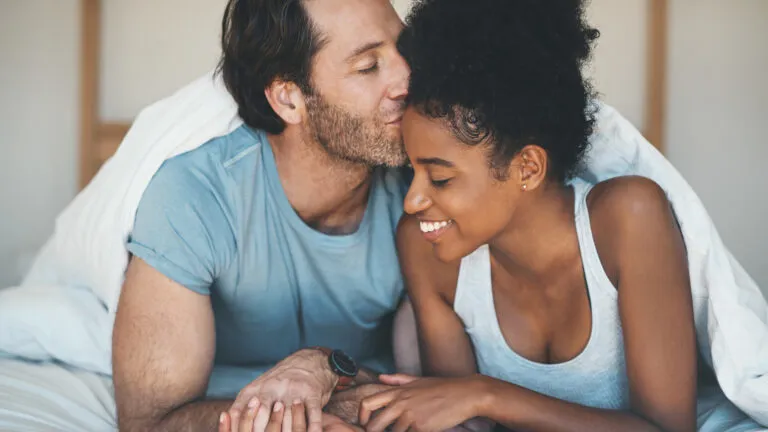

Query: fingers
[292,402,307,432]
[265,402,284,432]
[365,404,403,432]
[229,408,241,432]
[358,390,398,426]
[219,412,231,432]
[239,401,260,432]
[280,402,293,432]
[305,397,323,432]
[391,414,413,432]
[230,391,257,432]
[378,374,419,386]
[252,402,273,432]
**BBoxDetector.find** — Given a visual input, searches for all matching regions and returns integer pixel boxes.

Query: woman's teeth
[419,220,452,233]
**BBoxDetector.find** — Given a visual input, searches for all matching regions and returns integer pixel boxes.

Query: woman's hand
[358,375,490,432]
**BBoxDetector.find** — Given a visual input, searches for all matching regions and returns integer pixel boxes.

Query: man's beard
[305,93,406,167]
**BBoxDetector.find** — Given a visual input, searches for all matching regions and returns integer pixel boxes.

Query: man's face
[302,0,409,167]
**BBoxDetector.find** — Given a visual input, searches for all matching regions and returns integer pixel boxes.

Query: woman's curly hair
[398,0,601,182]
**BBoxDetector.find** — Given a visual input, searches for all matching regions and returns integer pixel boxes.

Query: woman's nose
[404,186,431,215]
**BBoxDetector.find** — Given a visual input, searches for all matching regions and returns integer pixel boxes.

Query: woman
[358,0,702,430]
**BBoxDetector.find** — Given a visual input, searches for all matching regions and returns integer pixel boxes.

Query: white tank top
[454,178,630,410]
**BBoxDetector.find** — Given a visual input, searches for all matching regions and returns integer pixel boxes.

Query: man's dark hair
[398,0,600,182]
[217,0,327,134]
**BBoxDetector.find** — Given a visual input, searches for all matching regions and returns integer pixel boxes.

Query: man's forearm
[121,400,232,432]
[354,366,381,385]
[324,384,391,424]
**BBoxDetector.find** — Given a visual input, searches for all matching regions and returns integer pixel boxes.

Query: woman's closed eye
[430,178,452,188]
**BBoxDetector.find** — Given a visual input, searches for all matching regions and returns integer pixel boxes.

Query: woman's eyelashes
[430,178,452,188]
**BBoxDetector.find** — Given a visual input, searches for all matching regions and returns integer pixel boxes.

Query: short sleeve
[126,159,234,295]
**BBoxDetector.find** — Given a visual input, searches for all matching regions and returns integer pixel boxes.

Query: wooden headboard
[78,0,668,191]
[79,0,131,189]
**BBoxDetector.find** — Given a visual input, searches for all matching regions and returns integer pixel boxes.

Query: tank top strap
[570,178,619,300]
[454,244,494,330]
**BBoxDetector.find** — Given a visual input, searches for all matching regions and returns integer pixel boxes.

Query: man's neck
[268,129,373,235]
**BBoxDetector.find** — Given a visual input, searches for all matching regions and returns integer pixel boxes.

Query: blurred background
[0,0,766,293]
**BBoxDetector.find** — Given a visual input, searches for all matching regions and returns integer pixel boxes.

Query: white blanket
[1,70,766,425]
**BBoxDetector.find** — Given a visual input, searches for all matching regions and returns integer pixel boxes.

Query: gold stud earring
[522,184,527,191]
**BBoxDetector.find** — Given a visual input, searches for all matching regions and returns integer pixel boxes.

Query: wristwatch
[313,347,358,391]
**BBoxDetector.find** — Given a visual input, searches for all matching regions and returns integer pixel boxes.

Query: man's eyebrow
[346,41,385,61]
[416,157,455,168]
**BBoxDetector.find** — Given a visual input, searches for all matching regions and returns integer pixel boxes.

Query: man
[111,0,417,431]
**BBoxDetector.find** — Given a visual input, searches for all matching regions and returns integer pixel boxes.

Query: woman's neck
[488,182,581,286]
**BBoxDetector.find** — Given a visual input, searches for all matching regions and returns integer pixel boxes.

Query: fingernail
[248,398,260,408]
[219,413,225,424]
[293,399,302,406]
[273,402,283,412]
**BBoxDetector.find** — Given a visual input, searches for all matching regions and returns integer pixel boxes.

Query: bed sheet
[0,356,763,431]
[0,357,116,431]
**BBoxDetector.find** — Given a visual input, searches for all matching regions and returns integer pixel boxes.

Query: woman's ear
[264,80,306,126]
[514,145,548,192]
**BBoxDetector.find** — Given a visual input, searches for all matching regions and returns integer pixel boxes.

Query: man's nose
[388,53,411,101]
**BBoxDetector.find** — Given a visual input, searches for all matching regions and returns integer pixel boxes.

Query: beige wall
[666,0,768,291]
[1,0,766,292]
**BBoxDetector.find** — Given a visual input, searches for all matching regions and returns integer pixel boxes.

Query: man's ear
[264,80,306,126]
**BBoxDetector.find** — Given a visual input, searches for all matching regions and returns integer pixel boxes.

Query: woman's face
[402,107,524,262]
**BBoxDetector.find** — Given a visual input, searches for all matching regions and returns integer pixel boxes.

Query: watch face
[330,350,358,377]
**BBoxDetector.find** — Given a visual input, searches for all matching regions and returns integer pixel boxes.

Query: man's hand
[225,348,337,432]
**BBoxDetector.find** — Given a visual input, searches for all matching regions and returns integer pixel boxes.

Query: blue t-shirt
[127,125,407,374]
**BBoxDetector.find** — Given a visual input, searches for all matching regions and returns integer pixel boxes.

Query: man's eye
[431,178,451,188]
[359,63,379,74]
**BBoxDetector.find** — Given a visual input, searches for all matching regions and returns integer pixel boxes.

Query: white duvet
[0,70,765,425]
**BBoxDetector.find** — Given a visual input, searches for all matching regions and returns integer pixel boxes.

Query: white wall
[666,0,768,290]
[0,0,80,288]
[100,0,227,121]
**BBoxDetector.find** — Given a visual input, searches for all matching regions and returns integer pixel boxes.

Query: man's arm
[113,256,228,432]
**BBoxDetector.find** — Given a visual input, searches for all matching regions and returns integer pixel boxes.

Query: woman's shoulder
[586,176,670,218]
[396,214,461,303]
[584,176,679,283]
